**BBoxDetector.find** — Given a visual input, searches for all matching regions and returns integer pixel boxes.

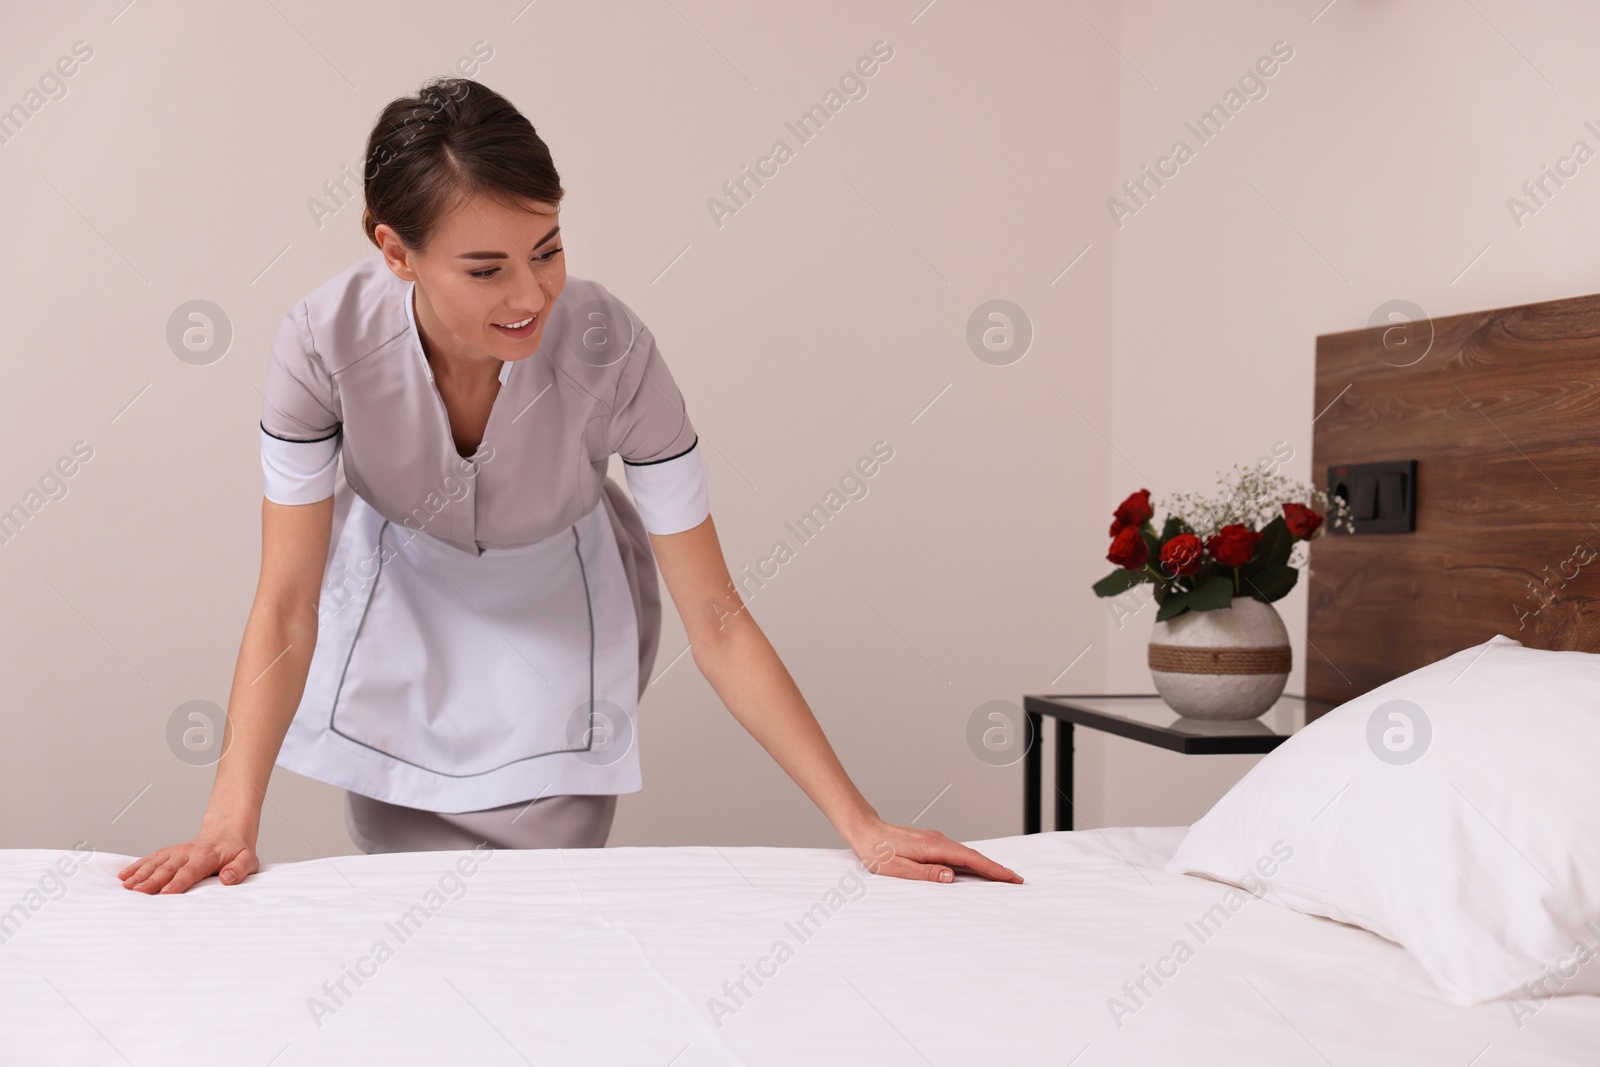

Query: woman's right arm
[117,494,334,894]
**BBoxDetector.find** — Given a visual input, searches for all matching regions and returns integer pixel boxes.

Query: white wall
[1085,0,1600,829]
[0,2,1119,859]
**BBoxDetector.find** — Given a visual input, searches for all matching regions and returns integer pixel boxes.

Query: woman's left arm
[647,513,1023,885]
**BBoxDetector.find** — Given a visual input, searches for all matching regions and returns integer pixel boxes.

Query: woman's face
[379,191,566,369]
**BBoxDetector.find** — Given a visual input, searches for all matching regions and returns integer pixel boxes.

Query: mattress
[3,827,1596,1064]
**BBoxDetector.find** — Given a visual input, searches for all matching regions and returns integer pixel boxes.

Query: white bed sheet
[3,827,1596,1065]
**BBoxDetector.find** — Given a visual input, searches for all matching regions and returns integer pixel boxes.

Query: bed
[4,827,1597,1065]
[11,293,1600,1063]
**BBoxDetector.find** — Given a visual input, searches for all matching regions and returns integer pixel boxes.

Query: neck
[413,285,501,389]
[426,344,500,391]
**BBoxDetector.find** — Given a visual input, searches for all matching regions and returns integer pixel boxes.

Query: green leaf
[1245,563,1298,602]
[1092,568,1143,597]
[1245,516,1292,573]
[1187,573,1236,612]
[1154,590,1191,622]
[1139,526,1162,563]
[1157,515,1193,544]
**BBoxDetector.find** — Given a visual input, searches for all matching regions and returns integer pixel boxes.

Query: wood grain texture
[1307,291,1600,703]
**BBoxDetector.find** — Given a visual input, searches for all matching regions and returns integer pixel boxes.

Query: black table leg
[1055,720,1074,832]
[1023,710,1042,834]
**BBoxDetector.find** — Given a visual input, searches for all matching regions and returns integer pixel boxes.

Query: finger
[875,855,955,883]
[888,836,1023,884]
[862,836,959,881]
[119,855,155,882]
[166,849,229,894]
[131,857,183,894]
[219,847,258,886]
[120,855,165,889]
[933,843,1024,884]
[860,845,897,876]
[156,856,211,895]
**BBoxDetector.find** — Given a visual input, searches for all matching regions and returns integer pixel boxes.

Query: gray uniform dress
[258,255,710,852]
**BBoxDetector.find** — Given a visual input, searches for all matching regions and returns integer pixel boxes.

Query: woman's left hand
[846,817,1024,884]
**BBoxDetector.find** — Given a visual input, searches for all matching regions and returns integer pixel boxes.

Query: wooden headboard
[1307,291,1600,702]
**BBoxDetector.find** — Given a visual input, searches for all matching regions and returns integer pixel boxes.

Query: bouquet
[1092,465,1353,622]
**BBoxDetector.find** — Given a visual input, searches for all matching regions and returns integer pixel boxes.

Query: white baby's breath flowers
[1159,464,1354,542]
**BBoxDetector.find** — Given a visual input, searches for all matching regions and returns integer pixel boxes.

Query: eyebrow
[456,224,561,261]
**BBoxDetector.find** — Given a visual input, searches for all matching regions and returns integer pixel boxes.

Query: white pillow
[1165,634,1600,1006]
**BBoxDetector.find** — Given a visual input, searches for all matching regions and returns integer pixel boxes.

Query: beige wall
[1086,0,1600,829]
[15,1,1582,864]
[0,2,1117,859]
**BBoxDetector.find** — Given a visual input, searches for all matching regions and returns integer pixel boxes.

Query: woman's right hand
[118,496,331,896]
[117,831,259,895]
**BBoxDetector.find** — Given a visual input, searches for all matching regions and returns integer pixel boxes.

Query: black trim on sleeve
[260,421,342,444]
[620,435,699,466]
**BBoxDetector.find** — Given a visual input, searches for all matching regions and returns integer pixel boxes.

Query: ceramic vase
[1148,595,1291,720]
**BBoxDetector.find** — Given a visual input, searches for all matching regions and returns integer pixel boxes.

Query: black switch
[1326,460,1417,533]
[1353,474,1379,520]
[1378,471,1406,519]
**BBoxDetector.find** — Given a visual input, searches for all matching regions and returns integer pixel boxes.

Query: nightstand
[1019,693,1337,833]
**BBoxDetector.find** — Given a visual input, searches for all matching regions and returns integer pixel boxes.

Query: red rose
[1205,524,1262,567]
[1158,533,1203,576]
[1109,489,1153,537]
[1283,502,1324,539]
[1107,526,1149,570]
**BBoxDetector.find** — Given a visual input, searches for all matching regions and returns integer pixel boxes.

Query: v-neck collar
[405,279,512,387]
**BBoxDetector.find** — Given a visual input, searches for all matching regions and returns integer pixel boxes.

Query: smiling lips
[492,313,539,338]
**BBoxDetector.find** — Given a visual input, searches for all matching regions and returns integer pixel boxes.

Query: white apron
[275,483,643,813]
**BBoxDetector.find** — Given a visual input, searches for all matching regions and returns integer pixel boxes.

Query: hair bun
[361,79,563,252]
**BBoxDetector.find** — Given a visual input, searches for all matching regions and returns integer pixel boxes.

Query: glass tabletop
[1022,693,1340,752]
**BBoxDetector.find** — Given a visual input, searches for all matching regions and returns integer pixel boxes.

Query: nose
[512,259,553,316]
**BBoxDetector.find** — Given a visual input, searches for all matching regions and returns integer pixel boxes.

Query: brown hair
[360,77,564,252]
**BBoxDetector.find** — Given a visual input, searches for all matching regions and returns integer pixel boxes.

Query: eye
[469,246,562,280]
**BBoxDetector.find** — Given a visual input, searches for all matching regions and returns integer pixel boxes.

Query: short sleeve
[610,324,709,535]
[260,303,342,505]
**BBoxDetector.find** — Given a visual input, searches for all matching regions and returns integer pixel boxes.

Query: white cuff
[622,441,709,535]
[261,425,341,504]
